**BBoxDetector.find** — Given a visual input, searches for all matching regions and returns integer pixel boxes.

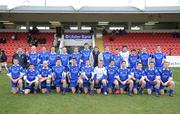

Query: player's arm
[164,71,173,85]
[7,67,15,82]
[17,67,24,81]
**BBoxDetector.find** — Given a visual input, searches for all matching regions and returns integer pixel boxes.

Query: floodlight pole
[45,0,47,6]
[144,0,146,8]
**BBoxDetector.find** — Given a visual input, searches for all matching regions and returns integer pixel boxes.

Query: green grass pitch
[0,68,180,114]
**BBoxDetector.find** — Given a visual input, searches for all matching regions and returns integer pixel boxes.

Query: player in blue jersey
[7,59,24,94]
[80,60,94,94]
[52,59,67,94]
[24,63,39,95]
[138,47,151,69]
[106,59,118,94]
[59,47,70,71]
[68,58,82,94]
[159,61,175,97]
[70,47,82,65]
[39,46,49,64]
[99,45,113,67]
[48,47,58,68]
[28,45,40,69]
[112,48,123,68]
[144,61,161,96]
[152,45,166,70]
[80,43,91,66]
[128,49,139,69]
[94,60,108,95]
[131,62,146,94]
[115,61,134,96]
[38,61,52,94]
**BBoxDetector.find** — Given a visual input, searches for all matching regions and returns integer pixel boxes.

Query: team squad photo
[7,43,175,97]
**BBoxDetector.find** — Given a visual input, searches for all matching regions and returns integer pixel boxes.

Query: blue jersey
[38,67,52,78]
[159,68,173,83]
[139,52,150,66]
[118,68,130,81]
[128,55,139,69]
[48,53,58,67]
[106,65,118,81]
[102,52,113,67]
[59,53,70,67]
[112,54,123,68]
[25,69,39,82]
[80,49,91,65]
[7,65,24,79]
[131,68,145,80]
[81,66,94,79]
[52,65,65,79]
[69,65,80,80]
[152,52,166,68]
[70,53,82,65]
[28,53,39,66]
[145,68,159,81]
[39,52,49,64]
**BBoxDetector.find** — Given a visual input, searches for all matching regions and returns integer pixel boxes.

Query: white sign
[166,56,180,67]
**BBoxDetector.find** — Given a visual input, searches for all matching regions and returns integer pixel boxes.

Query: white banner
[166,56,180,67]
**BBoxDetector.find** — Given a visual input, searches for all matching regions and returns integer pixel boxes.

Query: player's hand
[122,81,126,85]
[29,82,32,86]
[12,79,17,83]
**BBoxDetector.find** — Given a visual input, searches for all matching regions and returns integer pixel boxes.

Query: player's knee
[24,90,30,95]
[129,80,133,85]
[160,90,164,95]
[102,79,107,85]
[78,79,83,84]
[46,79,51,83]
[114,80,118,86]
[18,79,23,84]
[169,81,175,86]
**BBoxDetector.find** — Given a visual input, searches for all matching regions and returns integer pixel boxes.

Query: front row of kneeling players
[7,58,175,96]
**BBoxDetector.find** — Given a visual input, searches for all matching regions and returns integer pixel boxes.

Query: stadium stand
[0,32,54,62]
[103,33,180,56]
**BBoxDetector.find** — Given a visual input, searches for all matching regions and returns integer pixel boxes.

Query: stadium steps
[103,33,180,56]
[0,32,54,62]
[95,37,104,52]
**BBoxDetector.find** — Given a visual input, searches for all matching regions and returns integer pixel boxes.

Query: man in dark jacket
[0,49,8,73]
[12,47,28,69]
[90,46,101,67]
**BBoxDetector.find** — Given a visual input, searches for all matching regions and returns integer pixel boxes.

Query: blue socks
[168,89,174,95]
[103,84,107,93]
[46,83,51,93]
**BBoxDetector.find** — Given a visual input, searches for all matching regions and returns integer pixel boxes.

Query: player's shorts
[11,81,18,88]
[133,82,140,89]
[54,78,65,87]
[25,82,35,90]
[146,80,156,89]
[160,84,168,90]
[83,79,90,87]
[40,80,47,89]
[108,79,115,88]
[94,76,105,82]
[133,79,142,88]
[119,82,129,89]
[69,79,78,88]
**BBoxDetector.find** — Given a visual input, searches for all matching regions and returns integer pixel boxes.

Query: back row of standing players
[7,43,175,96]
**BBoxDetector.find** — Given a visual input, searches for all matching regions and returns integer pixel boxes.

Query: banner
[166,56,180,67]
[64,33,92,39]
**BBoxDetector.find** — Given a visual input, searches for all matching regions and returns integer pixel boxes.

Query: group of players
[7,43,175,96]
